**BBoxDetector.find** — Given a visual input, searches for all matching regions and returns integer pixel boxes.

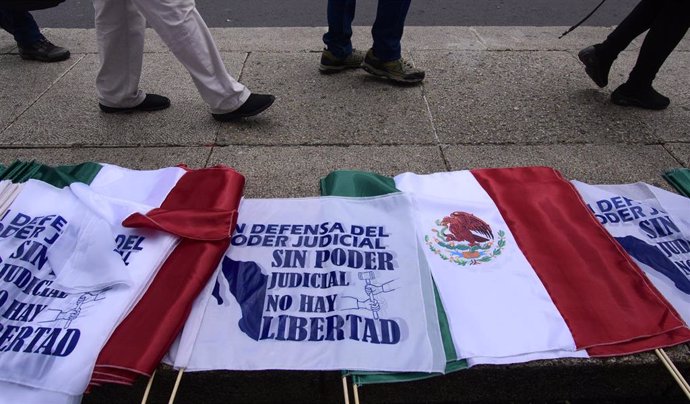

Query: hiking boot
[319,49,365,73]
[212,93,275,121]
[18,38,70,63]
[362,49,425,83]
[578,45,613,88]
[99,93,171,113]
[611,82,670,110]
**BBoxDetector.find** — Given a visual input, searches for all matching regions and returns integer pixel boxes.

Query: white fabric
[573,180,690,325]
[0,381,81,404]
[92,0,250,113]
[171,194,446,372]
[0,166,183,398]
[394,171,582,365]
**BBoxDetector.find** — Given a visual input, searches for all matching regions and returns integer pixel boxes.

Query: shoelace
[399,58,416,71]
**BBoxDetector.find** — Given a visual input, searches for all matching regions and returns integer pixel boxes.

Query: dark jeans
[323,0,412,62]
[598,0,690,87]
[0,8,43,47]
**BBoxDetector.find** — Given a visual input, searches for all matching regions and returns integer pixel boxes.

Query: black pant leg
[628,0,690,87]
[598,0,663,60]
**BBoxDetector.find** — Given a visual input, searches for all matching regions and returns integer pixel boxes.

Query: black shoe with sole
[212,94,275,122]
[19,38,70,63]
[611,83,670,110]
[578,45,612,88]
[99,94,171,113]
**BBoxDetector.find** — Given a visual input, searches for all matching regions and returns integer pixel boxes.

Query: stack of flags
[0,161,244,403]
[0,160,689,402]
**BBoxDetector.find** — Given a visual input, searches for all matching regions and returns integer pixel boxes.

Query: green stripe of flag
[0,160,102,186]
[320,170,467,386]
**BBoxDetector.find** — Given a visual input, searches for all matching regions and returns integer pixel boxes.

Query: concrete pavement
[1,26,689,403]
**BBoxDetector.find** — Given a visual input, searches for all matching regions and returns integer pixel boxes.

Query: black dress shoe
[99,94,171,113]
[611,83,670,110]
[212,94,275,122]
[18,38,70,63]
[578,45,612,88]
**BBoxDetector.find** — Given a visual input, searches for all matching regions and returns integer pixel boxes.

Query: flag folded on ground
[320,170,467,385]
[0,161,244,402]
[394,167,690,366]
[90,164,244,387]
[573,180,690,326]
[168,193,446,373]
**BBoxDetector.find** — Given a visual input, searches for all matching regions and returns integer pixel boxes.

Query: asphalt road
[32,0,638,29]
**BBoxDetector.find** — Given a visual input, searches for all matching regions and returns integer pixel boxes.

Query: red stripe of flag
[90,166,244,386]
[471,166,690,355]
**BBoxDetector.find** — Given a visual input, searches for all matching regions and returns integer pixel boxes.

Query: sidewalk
[1,26,689,403]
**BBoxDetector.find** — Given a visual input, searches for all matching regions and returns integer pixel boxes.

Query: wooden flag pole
[655,349,690,400]
[168,368,185,404]
[140,369,157,404]
[352,381,360,404]
[341,375,350,404]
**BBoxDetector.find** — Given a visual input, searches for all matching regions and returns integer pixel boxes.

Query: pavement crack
[3,53,86,133]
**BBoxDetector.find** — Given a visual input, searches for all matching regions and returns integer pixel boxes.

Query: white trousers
[93,0,250,114]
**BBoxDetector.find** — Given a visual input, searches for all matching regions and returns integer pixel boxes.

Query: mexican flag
[0,161,243,401]
[327,167,690,371]
[397,167,690,365]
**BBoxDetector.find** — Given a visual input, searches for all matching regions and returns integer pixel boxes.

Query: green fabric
[0,160,102,186]
[664,168,690,198]
[320,170,468,386]
[320,170,399,197]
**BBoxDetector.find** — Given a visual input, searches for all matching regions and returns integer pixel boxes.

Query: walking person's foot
[578,45,613,88]
[212,94,276,122]
[18,38,70,63]
[611,82,670,110]
[319,49,365,73]
[362,49,425,84]
[99,94,171,113]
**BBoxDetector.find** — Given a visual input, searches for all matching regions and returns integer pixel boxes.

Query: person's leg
[131,0,251,114]
[322,0,356,59]
[627,0,690,88]
[578,0,662,88]
[370,0,410,62]
[612,0,690,109]
[93,0,148,108]
[0,9,44,47]
[361,0,423,83]
[597,0,663,60]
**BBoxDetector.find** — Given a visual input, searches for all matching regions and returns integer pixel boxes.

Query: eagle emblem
[426,211,506,266]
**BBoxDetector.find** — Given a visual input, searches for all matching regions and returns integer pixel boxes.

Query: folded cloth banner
[0,163,184,403]
[90,165,244,387]
[664,169,690,198]
[394,167,690,366]
[169,194,446,373]
[320,170,467,385]
[0,161,243,401]
[573,180,690,325]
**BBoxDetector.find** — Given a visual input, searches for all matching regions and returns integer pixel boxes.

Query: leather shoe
[19,38,70,63]
[212,94,275,122]
[99,94,171,113]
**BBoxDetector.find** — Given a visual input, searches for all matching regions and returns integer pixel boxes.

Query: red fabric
[89,166,244,387]
[471,166,690,355]
[123,208,236,241]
